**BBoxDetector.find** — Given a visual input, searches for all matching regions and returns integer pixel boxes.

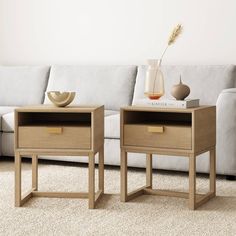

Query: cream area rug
[0,159,236,236]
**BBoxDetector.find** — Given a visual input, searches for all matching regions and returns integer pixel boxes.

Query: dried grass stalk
[160,24,183,63]
[168,24,183,45]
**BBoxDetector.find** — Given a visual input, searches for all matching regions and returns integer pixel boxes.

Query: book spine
[149,102,187,108]
[134,99,200,108]
[138,101,187,108]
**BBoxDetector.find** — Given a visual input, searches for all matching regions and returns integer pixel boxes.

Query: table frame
[120,147,216,210]
[15,147,104,209]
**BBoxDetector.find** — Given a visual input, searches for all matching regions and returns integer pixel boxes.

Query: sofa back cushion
[44,65,137,110]
[132,65,236,105]
[0,66,50,106]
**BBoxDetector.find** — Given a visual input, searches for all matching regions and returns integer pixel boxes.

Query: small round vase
[171,77,190,100]
[144,59,165,100]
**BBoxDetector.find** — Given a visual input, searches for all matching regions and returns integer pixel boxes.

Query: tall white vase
[144,59,165,100]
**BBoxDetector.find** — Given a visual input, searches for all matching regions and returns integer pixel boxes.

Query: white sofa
[1,65,236,177]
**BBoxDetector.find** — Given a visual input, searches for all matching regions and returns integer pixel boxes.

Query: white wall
[0,0,236,65]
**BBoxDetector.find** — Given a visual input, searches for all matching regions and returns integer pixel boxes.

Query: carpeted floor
[0,159,236,236]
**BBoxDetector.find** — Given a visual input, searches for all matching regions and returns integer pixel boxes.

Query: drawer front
[18,126,91,149]
[124,124,191,150]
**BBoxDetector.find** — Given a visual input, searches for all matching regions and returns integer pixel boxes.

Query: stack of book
[133,99,200,109]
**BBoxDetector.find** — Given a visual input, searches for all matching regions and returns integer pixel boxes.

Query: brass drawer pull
[147,126,164,133]
[46,127,63,134]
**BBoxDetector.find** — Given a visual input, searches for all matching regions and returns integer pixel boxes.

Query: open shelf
[123,111,192,126]
[17,112,91,127]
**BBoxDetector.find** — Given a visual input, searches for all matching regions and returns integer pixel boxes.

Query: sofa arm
[216,88,236,175]
[220,88,236,94]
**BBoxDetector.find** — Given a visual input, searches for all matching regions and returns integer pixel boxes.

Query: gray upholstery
[1,133,14,156]
[0,132,1,156]
[0,106,17,131]
[216,88,236,175]
[105,113,120,139]
[1,65,236,176]
[44,65,137,110]
[132,65,236,105]
[105,110,119,117]
[2,112,14,132]
[0,66,50,106]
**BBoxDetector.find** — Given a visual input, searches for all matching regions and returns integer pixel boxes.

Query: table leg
[88,153,95,209]
[32,154,38,190]
[120,150,127,202]
[146,154,152,188]
[99,146,104,193]
[15,152,22,207]
[210,147,216,196]
[189,154,196,210]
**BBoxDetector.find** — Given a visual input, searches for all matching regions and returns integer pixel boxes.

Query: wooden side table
[15,105,104,209]
[120,106,216,210]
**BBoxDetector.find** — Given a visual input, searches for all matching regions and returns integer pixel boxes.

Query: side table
[15,105,104,209]
[120,106,216,210]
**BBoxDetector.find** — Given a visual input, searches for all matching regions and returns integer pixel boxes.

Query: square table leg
[210,147,216,195]
[146,154,152,188]
[120,150,128,202]
[15,152,22,207]
[98,146,104,193]
[88,153,95,209]
[189,154,196,210]
[32,154,38,190]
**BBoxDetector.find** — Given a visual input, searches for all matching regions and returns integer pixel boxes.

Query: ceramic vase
[144,59,165,100]
[171,77,190,100]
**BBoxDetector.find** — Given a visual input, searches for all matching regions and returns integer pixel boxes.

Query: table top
[121,105,215,113]
[15,105,104,113]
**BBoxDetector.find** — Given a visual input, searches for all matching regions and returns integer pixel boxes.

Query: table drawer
[124,124,191,150]
[18,126,91,149]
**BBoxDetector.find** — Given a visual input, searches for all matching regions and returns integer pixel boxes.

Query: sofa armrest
[216,88,236,175]
[220,88,236,94]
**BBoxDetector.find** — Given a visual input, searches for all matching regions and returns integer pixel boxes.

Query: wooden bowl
[47,91,76,107]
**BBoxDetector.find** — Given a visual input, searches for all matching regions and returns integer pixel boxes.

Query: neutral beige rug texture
[0,159,236,236]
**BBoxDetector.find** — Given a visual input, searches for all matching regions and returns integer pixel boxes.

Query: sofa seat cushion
[105,110,119,117]
[105,113,120,139]
[0,107,17,131]
[2,112,14,132]
[0,66,50,106]
[2,110,121,138]
[133,65,236,105]
[44,65,137,110]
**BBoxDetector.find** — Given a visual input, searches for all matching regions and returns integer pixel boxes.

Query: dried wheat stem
[160,24,183,63]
